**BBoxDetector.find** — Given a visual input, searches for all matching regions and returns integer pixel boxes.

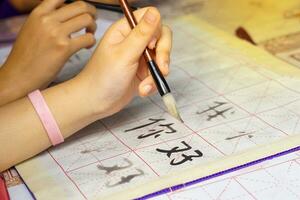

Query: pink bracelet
[28,90,64,146]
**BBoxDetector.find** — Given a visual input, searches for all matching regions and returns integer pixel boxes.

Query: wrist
[71,75,110,121]
[0,64,28,105]
[40,78,98,139]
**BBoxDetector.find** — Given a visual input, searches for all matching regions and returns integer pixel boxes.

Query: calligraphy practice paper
[152,151,300,200]
[16,16,300,200]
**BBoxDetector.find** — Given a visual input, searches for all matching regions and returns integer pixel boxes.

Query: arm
[0,79,101,172]
[0,7,171,172]
[0,0,97,106]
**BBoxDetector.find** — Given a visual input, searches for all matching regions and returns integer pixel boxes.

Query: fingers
[155,26,172,76]
[138,76,157,97]
[119,7,161,63]
[148,24,162,49]
[109,7,161,49]
[136,25,171,83]
[37,0,65,13]
[138,57,170,97]
[51,1,97,22]
[70,33,96,54]
[111,7,150,36]
[63,13,97,34]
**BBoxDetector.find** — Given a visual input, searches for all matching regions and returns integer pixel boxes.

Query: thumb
[119,7,161,63]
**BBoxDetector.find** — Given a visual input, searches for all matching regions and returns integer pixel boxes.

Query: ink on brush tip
[162,93,184,123]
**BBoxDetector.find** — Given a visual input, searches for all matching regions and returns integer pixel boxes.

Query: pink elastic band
[28,90,64,146]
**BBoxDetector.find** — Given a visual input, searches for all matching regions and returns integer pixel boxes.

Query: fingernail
[145,9,157,24]
[143,85,152,94]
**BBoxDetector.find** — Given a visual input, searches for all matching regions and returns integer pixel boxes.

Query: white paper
[16,16,300,200]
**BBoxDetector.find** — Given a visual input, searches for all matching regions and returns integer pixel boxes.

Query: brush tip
[162,93,184,123]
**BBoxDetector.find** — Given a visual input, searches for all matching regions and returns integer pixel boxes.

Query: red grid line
[195,115,252,132]
[66,161,99,173]
[132,133,194,151]
[263,167,300,199]
[100,121,161,177]
[216,178,232,199]
[176,65,269,100]
[48,150,87,199]
[252,66,300,95]
[66,151,132,173]
[148,95,227,156]
[295,159,300,166]
[176,24,300,98]
[43,27,300,199]
[168,156,300,197]
[255,98,300,116]
[184,123,226,156]
[180,63,291,137]
[178,66,300,120]
[233,177,258,200]
[222,96,290,136]
[201,184,218,199]
[101,97,165,130]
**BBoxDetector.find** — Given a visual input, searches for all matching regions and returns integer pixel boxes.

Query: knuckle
[83,14,94,23]
[76,1,89,10]
[87,3,96,14]
[56,39,71,50]
[40,16,51,26]
[31,7,42,17]
[91,22,97,31]
[136,26,149,38]
[90,37,96,46]
[49,28,59,38]
[86,33,96,44]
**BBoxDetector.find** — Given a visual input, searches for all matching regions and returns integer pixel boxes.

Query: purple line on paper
[136,146,300,200]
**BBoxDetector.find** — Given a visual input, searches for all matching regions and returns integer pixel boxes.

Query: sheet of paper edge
[240,14,300,44]
[16,16,300,200]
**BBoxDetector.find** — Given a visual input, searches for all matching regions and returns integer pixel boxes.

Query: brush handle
[65,0,137,13]
[118,0,172,96]
[147,60,171,96]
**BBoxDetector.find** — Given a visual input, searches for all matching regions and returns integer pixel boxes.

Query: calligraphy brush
[65,0,138,13]
[118,0,183,123]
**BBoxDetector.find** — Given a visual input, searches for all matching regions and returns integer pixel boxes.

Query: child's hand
[0,0,97,105]
[90,0,136,4]
[77,7,172,117]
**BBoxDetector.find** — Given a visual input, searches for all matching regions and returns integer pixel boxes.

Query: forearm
[0,62,48,106]
[0,65,31,106]
[0,79,99,172]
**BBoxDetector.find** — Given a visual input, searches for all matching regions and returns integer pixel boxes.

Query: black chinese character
[105,169,144,187]
[197,101,235,121]
[225,131,255,140]
[125,118,177,139]
[156,141,203,166]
